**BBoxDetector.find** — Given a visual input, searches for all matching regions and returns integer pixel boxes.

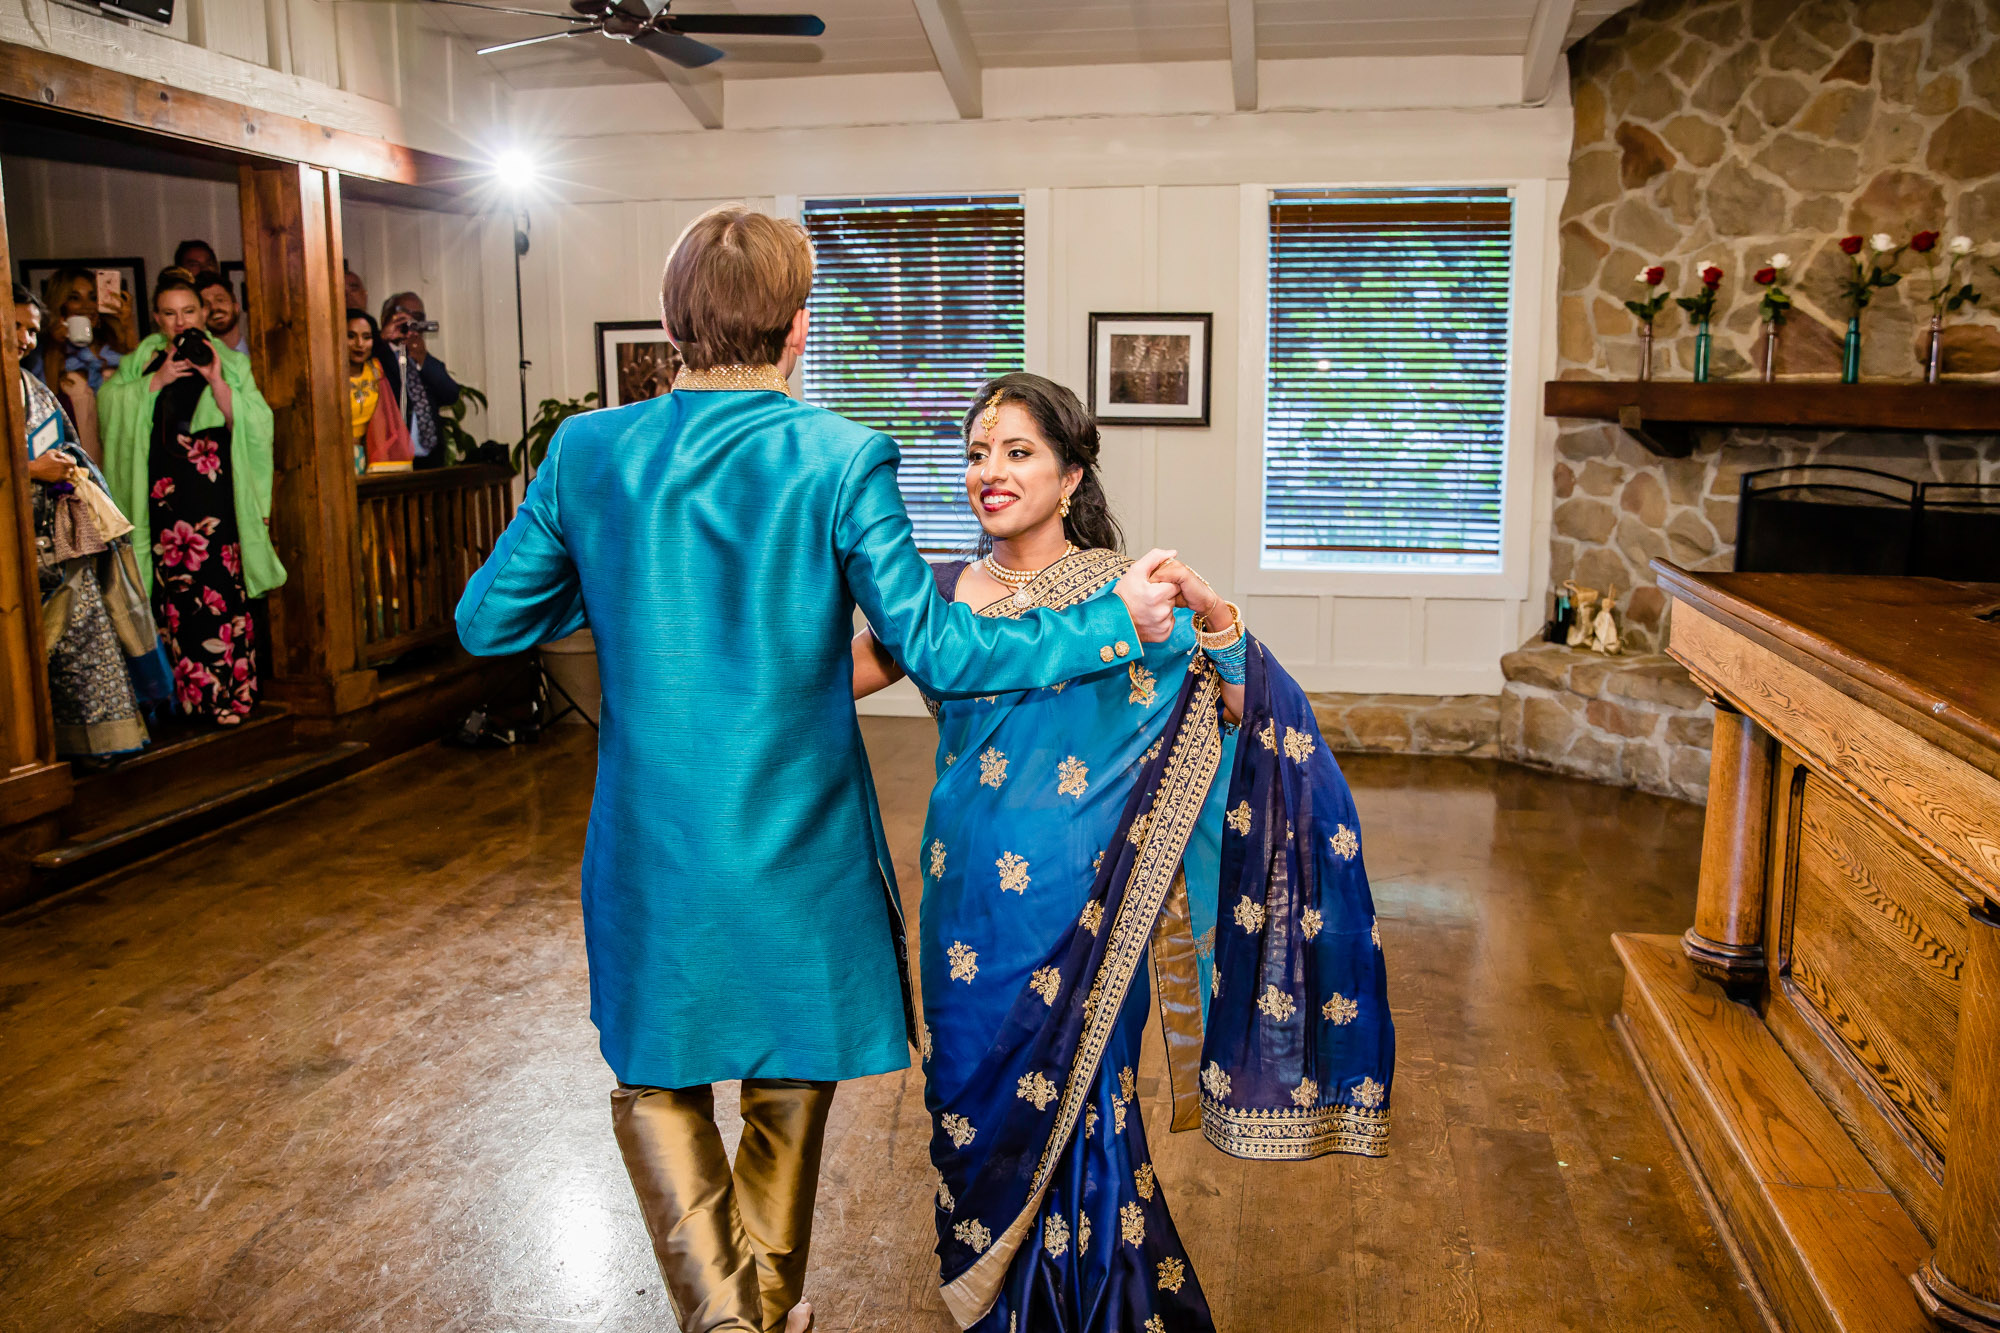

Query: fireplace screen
[1736,466,2000,581]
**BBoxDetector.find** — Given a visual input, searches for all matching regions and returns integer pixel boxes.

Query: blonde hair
[660,204,815,370]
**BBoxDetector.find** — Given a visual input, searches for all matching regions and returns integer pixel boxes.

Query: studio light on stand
[479,145,599,737]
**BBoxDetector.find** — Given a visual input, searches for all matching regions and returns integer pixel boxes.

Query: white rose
[1769,253,1791,270]
[1871,233,1896,252]
[1949,235,1974,255]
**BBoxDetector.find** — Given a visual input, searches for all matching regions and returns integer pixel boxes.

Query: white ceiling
[422,0,1633,93]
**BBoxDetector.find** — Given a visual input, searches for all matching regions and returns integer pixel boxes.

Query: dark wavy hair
[959,372,1123,555]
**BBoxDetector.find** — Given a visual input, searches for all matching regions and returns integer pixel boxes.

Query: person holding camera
[98,268,284,727]
[379,292,461,469]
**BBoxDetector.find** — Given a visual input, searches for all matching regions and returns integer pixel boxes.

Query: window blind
[802,195,1025,552]
[1264,189,1514,567]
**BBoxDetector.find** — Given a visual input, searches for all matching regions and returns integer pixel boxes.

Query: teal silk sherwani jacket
[455,387,1142,1089]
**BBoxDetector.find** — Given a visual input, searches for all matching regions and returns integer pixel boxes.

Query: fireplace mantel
[1543,379,2000,457]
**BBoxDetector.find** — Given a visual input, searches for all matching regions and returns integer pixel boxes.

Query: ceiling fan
[424,0,825,67]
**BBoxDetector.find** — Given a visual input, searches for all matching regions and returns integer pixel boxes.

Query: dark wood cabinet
[1622,564,2000,1332]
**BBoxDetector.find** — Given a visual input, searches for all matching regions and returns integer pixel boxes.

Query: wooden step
[65,705,297,832]
[1613,932,1933,1333]
[32,740,368,882]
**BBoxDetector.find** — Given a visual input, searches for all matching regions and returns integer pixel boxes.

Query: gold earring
[1059,493,1072,519]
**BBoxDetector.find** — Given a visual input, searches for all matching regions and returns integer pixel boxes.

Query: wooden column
[0,158,71,831]
[239,162,376,718]
[1916,904,2000,1329]
[1682,700,1775,988]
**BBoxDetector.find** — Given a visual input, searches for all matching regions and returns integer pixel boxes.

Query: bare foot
[784,1302,813,1333]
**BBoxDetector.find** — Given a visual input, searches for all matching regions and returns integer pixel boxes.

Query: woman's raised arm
[851,626,905,700]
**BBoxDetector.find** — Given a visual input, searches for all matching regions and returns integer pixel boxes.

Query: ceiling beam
[1521,0,1579,103]
[1226,0,1256,112]
[910,0,982,120]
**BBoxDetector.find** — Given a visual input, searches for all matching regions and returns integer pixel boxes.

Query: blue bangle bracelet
[1207,635,1248,684]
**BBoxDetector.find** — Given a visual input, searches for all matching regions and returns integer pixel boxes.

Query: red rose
[1754,266,1777,285]
[1701,265,1723,286]
[1839,234,1864,255]
[1911,229,1940,252]
[1644,265,1665,285]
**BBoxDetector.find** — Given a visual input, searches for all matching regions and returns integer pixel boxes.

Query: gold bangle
[1194,600,1242,650]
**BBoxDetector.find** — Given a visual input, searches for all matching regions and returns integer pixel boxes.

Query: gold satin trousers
[611,1079,836,1333]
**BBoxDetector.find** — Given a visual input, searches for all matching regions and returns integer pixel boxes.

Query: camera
[408,319,440,334]
[173,328,214,367]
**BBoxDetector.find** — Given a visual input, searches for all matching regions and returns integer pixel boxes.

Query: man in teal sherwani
[455,205,1179,1333]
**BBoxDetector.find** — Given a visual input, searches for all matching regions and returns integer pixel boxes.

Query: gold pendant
[1012,589,1032,608]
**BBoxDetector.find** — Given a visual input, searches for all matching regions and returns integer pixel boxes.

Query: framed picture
[596,320,683,408]
[221,260,250,312]
[1087,312,1212,427]
[19,256,148,339]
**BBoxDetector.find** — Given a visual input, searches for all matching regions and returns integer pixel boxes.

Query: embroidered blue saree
[918,550,1395,1332]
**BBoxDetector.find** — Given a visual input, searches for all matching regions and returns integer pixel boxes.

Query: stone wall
[1556,0,2000,651]
[1309,694,1500,758]
[1500,643,1715,802]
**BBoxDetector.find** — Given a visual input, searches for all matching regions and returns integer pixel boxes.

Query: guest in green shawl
[98,268,284,726]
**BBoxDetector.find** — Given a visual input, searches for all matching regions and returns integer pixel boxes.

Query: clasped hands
[1113,548,1231,643]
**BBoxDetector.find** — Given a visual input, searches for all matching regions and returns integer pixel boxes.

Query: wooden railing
[355,464,516,666]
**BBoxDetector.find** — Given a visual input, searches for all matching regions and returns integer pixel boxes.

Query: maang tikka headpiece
[979,392,1003,434]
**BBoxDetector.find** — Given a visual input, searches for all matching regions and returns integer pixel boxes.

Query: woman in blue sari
[853,374,1395,1332]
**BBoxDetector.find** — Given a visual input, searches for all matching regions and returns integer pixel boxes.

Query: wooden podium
[1620,565,2000,1333]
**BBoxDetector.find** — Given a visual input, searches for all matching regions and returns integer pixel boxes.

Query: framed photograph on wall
[19,257,148,343]
[596,320,683,408]
[1087,312,1212,427]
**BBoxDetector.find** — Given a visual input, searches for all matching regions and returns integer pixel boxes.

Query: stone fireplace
[1495,0,2000,800]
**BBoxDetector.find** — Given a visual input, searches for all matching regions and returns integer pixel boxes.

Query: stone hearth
[1308,693,1500,758]
[1500,641,1714,803]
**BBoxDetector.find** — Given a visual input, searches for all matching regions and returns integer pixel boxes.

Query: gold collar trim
[672,364,793,396]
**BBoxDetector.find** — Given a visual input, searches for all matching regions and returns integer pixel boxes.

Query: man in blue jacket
[456,204,1179,1333]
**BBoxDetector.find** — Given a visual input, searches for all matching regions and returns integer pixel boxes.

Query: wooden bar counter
[1621,565,2000,1333]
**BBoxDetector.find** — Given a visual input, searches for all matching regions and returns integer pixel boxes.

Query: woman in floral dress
[99,269,283,726]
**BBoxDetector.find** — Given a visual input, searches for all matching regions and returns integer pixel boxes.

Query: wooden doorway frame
[0,42,484,843]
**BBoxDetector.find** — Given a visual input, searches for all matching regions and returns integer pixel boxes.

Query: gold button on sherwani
[1115,641,1130,658]
[1100,646,1115,663]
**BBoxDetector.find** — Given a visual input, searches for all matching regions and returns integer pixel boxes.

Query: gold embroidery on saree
[941,1113,976,1147]
[1292,1077,1319,1107]
[1118,1201,1145,1246]
[1134,1163,1156,1200]
[1257,985,1296,1021]
[1199,1097,1390,1160]
[1233,895,1266,932]
[1157,1258,1187,1294]
[1201,1062,1231,1099]
[1029,965,1060,1005]
[996,851,1031,894]
[980,747,1009,788]
[929,840,947,879]
[1226,800,1251,834]
[954,1218,991,1252]
[1354,1076,1386,1108]
[1079,901,1104,935]
[1043,1213,1070,1257]
[1078,1213,1091,1255]
[1331,825,1359,860]
[1119,1067,1137,1101]
[1056,756,1089,797]
[947,942,979,983]
[1282,726,1315,764]
[937,1172,954,1210]
[1301,907,1323,939]
[1323,993,1358,1024]
[1127,663,1156,706]
[1017,1072,1058,1110]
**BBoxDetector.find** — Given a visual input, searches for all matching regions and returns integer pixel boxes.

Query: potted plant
[1914,232,1981,382]
[1837,233,1904,383]
[1623,265,1670,381]
[1675,262,1724,382]
[1753,254,1792,382]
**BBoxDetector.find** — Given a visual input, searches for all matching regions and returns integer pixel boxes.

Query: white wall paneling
[2,157,241,282]
[511,74,1570,702]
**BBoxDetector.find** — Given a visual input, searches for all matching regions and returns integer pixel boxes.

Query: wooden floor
[0,718,1766,1332]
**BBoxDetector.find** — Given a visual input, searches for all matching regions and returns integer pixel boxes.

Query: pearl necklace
[985,543,1077,608]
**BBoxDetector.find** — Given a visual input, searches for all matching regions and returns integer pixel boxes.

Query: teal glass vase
[1693,322,1712,382]
[1842,315,1861,383]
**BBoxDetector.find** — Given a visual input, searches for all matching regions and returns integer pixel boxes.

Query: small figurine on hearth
[1589,585,1622,656]
[1564,581,1599,650]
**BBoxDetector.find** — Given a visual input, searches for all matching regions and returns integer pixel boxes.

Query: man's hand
[1115,548,1181,643]
[27,452,71,482]
[404,326,429,364]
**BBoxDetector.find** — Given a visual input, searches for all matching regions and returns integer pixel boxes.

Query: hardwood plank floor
[0,720,1765,1331]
